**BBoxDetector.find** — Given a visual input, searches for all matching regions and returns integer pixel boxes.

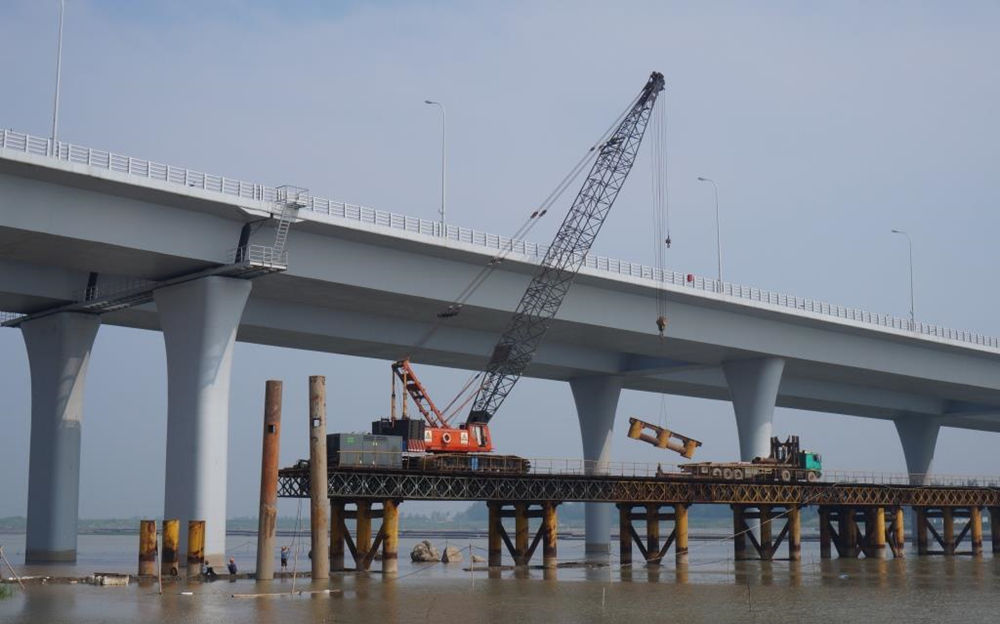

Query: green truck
[677,435,823,483]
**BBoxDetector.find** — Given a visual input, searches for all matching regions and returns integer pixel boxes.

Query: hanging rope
[406,93,641,360]
[440,371,484,424]
[289,498,304,594]
[396,91,648,419]
[649,96,670,338]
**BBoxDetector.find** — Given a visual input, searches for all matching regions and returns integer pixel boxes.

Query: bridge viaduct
[3,129,1000,563]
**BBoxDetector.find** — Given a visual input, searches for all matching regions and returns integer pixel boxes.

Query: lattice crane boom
[467,71,665,424]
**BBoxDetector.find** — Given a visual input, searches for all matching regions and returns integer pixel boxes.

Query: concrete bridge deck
[4,127,1000,564]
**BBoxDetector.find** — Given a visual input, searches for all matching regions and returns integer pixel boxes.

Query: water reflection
[788,560,801,587]
[20,584,72,621]
[4,534,1000,624]
[252,589,276,624]
[732,560,775,587]
[675,564,689,584]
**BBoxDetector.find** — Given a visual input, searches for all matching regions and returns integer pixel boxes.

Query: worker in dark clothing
[203,562,219,581]
[227,557,238,575]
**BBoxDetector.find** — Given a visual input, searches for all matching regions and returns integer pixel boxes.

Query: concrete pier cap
[570,375,624,555]
[22,312,100,563]
[155,276,251,564]
[722,358,785,460]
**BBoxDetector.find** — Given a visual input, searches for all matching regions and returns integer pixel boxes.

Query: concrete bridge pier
[570,375,624,556]
[894,416,940,548]
[22,312,100,563]
[723,358,784,542]
[155,276,251,565]
[722,358,785,460]
[894,416,939,485]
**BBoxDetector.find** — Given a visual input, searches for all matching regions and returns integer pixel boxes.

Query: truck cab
[800,451,822,472]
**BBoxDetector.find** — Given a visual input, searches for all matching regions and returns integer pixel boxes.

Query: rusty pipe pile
[255,380,282,581]
[161,519,179,576]
[137,520,157,576]
[309,375,330,580]
[187,520,205,578]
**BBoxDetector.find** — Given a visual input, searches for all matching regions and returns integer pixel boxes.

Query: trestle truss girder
[277,470,1000,508]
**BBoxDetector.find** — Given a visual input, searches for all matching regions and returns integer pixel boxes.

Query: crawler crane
[370,72,667,470]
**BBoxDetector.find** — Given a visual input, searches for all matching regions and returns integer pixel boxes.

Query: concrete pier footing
[155,276,251,564]
[22,312,100,564]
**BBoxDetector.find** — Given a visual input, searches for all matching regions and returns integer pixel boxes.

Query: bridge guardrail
[2,127,997,351]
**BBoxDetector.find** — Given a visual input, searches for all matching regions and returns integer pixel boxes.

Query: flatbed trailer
[676,462,820,483]
[671,435,822,483]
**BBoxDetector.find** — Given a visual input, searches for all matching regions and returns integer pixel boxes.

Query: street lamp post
[424,100,446,235]
[697,177,723,291]
[891,229,915,329]
[51,0,66,156]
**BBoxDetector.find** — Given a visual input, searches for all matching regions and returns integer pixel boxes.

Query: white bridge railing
[2,127,997,350]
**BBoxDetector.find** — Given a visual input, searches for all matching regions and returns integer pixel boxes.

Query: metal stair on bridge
[1,185,307,328]
[271,185,305,256]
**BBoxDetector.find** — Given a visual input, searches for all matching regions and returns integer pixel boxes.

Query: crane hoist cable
[438,370,483,423]
[405,89,645,359]
[650,98,670,337]
[467,72,666,425]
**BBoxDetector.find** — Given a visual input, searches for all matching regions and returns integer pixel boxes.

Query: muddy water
[1,534,999,623]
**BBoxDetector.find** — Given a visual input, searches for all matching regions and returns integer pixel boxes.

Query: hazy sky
[1,0,999,519]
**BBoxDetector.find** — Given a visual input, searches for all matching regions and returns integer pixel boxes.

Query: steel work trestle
[818,505,903,559]
[278,468,1000,509]
[914,506,984,556]
[732,504,801,561]
[276,469,1000,563]
[329,499,401,573]
[487,502,558,568]
[617,503,689,566]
